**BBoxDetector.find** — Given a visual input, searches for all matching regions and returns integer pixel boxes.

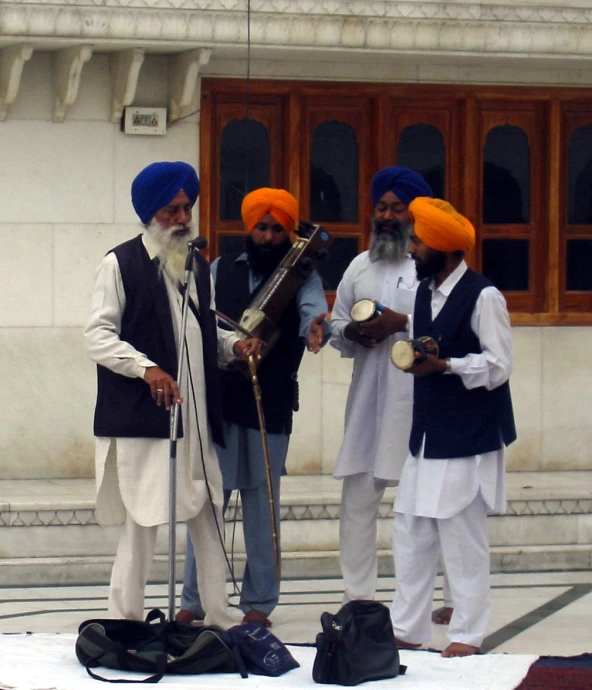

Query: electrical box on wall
[123,107,167,135]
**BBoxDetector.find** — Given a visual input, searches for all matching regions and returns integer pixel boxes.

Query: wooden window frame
[560,104,592,313]
[476,100,547,314]
[200,78,592,325]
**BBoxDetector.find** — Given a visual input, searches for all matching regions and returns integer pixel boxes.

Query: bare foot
[432,606,453,625]
[175,609,205,626]
[394,636,422,650]
[441,642,480,657]
[242,609,272,628]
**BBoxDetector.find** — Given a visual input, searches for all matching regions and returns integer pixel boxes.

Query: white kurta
[330,251,419,482]
[395,261,512,519]
[84,233,238,528]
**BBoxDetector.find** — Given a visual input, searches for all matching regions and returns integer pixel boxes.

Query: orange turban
[241,188,299,237]
[409,197,475,252]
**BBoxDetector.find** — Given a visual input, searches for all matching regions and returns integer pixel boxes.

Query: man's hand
[357,307,408,342]
[344,321,378,349]
[406,354,447,377]
[233,337,262,360]
[307,312,327,353]
[144,366,182,411]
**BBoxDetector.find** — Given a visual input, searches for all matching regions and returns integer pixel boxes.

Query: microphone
[184,236,208,271]
[187,236,208,251]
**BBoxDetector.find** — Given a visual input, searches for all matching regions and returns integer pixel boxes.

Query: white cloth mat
[0,634,537,690]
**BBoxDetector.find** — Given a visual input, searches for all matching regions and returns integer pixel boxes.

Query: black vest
[409,268,517,459]
[93,234,225,446]
[214,254,306,434]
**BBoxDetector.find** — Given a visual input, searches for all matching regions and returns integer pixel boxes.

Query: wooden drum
[390,336,439,371]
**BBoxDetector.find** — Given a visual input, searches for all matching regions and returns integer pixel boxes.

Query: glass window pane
[310,122,358,223]
[482,239,529,291]
[397,123,446,198]
[317,236,359,290]
[567,239,592,290]
[567,126,592,224]
[220,119,270,221]
[483,125,530,224]
[218,234,247,257]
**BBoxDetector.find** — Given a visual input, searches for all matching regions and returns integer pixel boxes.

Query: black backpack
[312,600,407,686]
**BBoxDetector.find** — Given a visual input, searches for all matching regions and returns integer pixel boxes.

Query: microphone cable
[182,274,243,604]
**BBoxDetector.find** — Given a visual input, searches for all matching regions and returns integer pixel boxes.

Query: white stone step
[0,472,590,586]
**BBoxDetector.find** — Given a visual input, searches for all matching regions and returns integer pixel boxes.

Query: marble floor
[1,571,591,657]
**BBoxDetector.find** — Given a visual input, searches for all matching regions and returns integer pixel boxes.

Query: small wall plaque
[123,107,167,135]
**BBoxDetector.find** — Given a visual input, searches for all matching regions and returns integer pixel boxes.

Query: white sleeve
[329,263,357,359]
[83,253,156,379]
[211,272,239,365]
[449,287,513,391]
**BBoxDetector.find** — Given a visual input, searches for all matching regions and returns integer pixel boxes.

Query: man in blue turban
[370,165,433,209]
[131,161,200,225]
[85,161,258,627]
[330,165,443,607]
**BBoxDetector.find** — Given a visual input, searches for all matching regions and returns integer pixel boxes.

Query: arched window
[568,125,592,225]
[483,125,530,224]
[566,125,592,290]
[219,119,270,221]
[481,124,531,292]
[397,123,446,198]
[310,121,359,223]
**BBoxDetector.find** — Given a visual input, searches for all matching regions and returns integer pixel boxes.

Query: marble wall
[302,327,592,478]
[0,52,590,479]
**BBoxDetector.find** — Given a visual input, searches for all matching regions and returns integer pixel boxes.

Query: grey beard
[145,218,196,285]
[368,223,410,263]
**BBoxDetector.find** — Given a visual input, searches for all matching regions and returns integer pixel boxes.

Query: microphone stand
[167,238,205,622]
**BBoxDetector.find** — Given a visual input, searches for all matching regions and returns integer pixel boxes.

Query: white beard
[145,218,197,285]
[368,219,411,263]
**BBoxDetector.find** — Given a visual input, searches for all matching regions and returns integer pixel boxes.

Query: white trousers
[339,472,388,602]
[108,503,237,629]
[391,494,491,648]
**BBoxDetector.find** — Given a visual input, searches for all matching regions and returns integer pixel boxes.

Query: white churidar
[392,494,491,648]
[339,472,388,602]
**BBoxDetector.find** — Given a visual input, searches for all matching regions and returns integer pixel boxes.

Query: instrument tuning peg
[315,248,329,261]
[297,220,316,238]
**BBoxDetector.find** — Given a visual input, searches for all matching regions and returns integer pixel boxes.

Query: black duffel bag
[312,600,407,686]
[76,609,235,683]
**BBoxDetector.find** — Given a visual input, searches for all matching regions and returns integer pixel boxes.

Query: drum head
[350,299,376,323]
[390,341,415,370]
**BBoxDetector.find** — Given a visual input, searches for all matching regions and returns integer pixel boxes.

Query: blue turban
[131,161,200,224]
[370,166,433,208]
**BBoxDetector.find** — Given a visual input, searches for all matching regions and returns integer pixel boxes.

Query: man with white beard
[330,166,433,604]
[84,161,258,627]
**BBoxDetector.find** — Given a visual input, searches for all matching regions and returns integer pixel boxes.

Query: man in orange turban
[390,198,517,657]
[178,188,330,628]
[241,187,299,240]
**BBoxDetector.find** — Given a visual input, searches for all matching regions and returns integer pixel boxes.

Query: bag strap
[145,609,166,625]
[82,625,167,684]
[227,644,249,679]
